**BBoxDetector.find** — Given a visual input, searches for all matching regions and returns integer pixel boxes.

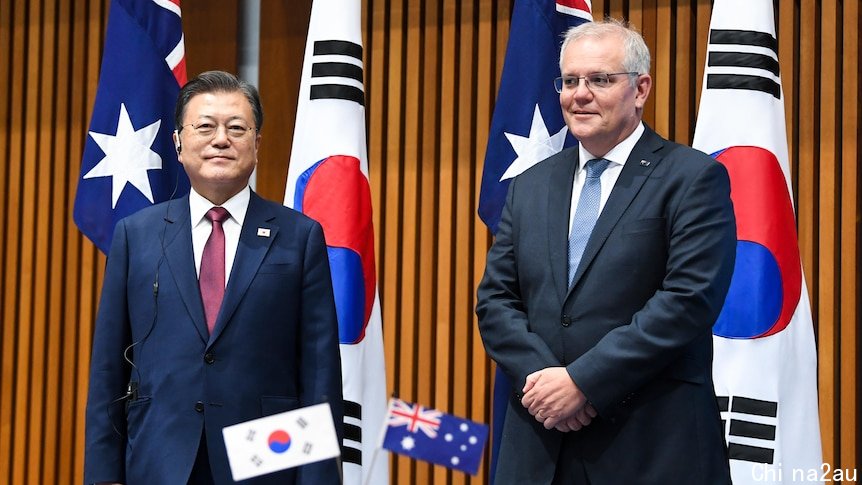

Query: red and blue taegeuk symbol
[268,429,291,453]
[712,146,801,338]
[294,155,376,344]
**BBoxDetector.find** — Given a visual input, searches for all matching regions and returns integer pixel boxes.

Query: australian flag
[73,0,190,253]
[478,1,590,482]
[478,0,591,233]
[381,398,489,476]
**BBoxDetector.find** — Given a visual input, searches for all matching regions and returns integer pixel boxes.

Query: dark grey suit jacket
[477,126,736,484]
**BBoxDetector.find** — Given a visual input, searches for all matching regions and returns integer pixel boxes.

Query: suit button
[561,315,571,327]
[204,352,215,364]
[194,401,204,413]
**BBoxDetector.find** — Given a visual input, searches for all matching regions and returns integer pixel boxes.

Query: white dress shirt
[189,186,251,284]
[568,122,645,234]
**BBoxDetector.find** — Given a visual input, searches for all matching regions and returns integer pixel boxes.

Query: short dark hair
[174,70,263,131]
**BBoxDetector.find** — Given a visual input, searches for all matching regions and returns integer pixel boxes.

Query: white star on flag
[84,103,162,208]
[500,104,567,181]
[401,436,415,450]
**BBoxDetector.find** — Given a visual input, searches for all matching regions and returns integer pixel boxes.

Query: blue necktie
[568,158,611,287]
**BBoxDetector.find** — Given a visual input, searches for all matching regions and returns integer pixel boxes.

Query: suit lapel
[548,149,579,305]
[209,192,278,345]
[162,196,210,342]
[567,127,665,293]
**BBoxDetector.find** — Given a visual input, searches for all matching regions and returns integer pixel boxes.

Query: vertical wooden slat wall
[360,0,509,482]
[0,1,108,483]
[0,1,858,483]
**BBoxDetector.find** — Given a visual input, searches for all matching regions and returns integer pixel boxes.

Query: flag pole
[237,0,260,189]
[362,397,391,485]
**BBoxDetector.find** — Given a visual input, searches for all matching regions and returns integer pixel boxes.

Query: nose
[562,81,591,109]
[210,124,230,147]
[571,79,593,101]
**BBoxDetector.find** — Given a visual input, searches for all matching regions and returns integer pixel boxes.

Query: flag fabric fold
[285,1,388,484]
[74,0,189,253]
[692,1,823,483]
[478,1,591,481]
[222,403,341,482]
[380,398,489,476]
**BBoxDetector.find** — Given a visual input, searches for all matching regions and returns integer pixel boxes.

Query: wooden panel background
[0,0,857,483]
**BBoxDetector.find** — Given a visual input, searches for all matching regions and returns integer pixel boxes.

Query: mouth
[204,154,235,163]
[571,109,597,116]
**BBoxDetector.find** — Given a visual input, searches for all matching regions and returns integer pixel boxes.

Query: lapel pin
[639,160,651,167]
[257,228,271,237]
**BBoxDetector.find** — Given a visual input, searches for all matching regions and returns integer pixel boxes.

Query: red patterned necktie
[200,207,230,334]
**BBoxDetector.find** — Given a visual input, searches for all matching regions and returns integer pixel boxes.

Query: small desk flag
[222,403,340,482]
[381,398,489,475]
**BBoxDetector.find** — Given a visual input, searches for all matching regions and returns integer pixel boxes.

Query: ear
[173,130,182,155]
[634,73,652,109]
[253,132,262,164]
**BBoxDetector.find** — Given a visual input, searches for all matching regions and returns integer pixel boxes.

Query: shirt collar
[577,121,645,172]
[189,186,251,227]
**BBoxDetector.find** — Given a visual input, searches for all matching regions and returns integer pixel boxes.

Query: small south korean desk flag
[222,403,340,481]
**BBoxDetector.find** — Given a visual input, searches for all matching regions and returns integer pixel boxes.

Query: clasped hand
[520,367,597,432]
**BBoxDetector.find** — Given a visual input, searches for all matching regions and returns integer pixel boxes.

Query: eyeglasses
[179,121,256,139]
[553,72,640,93]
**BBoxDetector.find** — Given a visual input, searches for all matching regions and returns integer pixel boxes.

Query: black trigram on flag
[706,29,781,99]
[310,40,365,106]
[341,399,362,465]
[718,395,778,464]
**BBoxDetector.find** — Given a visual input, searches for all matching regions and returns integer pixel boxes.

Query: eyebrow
[194,114,250,123]
[562,70,622,76]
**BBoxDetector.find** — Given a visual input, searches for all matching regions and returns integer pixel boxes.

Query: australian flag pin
[257,228,271,237]
[640,160,651,167]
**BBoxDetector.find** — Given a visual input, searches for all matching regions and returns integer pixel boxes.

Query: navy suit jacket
[477,126,736,484]
[84,191,343,485]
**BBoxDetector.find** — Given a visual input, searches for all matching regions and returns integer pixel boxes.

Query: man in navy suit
[84,71,342,484]
[476,19,736,484]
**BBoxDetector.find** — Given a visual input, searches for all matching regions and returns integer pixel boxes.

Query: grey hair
[558,18,651,84]
[174,70,263,131]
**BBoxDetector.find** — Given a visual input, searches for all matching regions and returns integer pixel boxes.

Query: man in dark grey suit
[476,19,735,484]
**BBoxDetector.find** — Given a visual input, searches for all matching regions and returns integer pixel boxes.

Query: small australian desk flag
[381,398,489,475]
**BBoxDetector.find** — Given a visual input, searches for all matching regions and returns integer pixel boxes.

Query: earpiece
[173,129,182,154]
